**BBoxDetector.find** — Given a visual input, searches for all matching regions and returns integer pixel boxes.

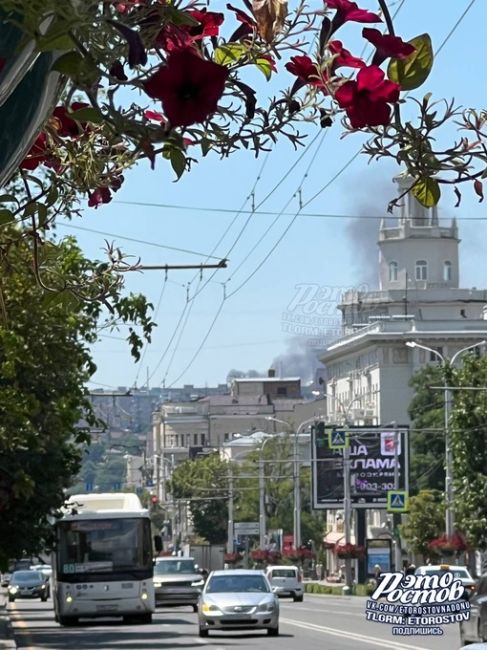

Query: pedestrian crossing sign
[328,429,349,449]
[387,490,409,512]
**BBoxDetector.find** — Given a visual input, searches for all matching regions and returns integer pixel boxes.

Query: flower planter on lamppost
[0,7,65,186]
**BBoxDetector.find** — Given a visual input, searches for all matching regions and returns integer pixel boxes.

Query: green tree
[401,490,445,561]
[0,229,153,568]
[167,454,230,545]
[408,364,446,494]
[449,355,487,550]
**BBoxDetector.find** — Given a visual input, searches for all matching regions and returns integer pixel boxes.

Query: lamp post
[265,415,324,550]
[405,340,486,536]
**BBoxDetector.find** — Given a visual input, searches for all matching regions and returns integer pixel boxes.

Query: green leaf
[37,33,74,52]
[170,149,187,180]
[388,34,433,91]
[0,209,14,225]
[0,194,18,204]
[51,51,85,75]
[255,57,273,80]
[214,43,248,67]
[200,138,211,157]
[412,177,441,207]
[69,107,104,124]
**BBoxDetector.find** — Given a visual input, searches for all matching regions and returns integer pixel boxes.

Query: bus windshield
[57,518,152,576]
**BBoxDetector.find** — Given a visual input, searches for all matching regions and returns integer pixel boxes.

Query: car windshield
[418,568,470,579]
[271,569,296,578]
[154,560,196,575]
[12,571,42,582]
[206,574,269,593]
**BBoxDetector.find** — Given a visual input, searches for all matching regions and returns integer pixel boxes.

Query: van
[265,565,303,602]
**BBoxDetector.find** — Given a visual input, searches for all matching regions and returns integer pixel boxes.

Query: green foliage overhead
[0,227,154,569]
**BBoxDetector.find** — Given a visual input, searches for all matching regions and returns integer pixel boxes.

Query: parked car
[153,557,204,611]
[265,565,303,602]
[198,569,279,637]
[459,573,487,645]
[8,570,49,602]
[414,565,476,600]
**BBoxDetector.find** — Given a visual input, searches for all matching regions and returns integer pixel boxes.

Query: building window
[443,261,452,281]
[389,261,398,282]
[193,434,198,446]
[430,346,443,362]
[415,260,427,281]
[201,434,206,446]
[277,387,287,396]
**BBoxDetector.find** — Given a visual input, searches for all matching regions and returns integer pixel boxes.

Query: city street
[7,594,461,650]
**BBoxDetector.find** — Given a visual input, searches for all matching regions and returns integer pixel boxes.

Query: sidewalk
[0,589,16,650]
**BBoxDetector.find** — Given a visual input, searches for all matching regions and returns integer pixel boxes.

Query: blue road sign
[387,490,409,512]
[328,429,349,449]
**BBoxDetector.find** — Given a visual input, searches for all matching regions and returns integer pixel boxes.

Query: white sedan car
[198,569,279,637]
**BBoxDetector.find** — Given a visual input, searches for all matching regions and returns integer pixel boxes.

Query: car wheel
[293,594,303,602]
[59,616,78,627]
[268,626,279,636]
[137,613,152,624]
[199,628,209,637]
[459,626,471,646]
[41,596,48,602]
[8,596,15,603]
[192,604,198,613]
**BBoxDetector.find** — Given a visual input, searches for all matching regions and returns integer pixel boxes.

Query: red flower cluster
[156,9,224,51]
[428,533,467,554]
[335,543,365,558]
[224,552,243,563]
[226,3,256,41]
[143,49,229,127]
[53,102,90,137]
[328,40,365,70]
[88,175,124,208]
[335,65,400,128]
[286,55,328,92]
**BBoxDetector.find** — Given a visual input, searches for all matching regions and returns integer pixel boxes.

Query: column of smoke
[271,336,325,383]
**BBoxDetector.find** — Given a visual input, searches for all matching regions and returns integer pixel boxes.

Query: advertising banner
[312,426,409,509]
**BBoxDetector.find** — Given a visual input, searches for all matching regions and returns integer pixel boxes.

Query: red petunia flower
[143,109,167,123]
[285,55,328,91]
[143,49,229,127]
[362,28,415,66]
[227,3,256,40]
[328,40,365,70]
[20,132,50,171]
[52,102,90,138]
[188,9,224,38]
[327,0,381,30]
[335,65,400,128]
[88,186,112,208]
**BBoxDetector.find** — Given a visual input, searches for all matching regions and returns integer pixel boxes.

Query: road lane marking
[8,605,36,650]
[281,604,364,617]
[280,617,432,650]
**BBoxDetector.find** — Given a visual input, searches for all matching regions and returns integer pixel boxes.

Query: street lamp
[405,339,486,537]
[265,415,324,550]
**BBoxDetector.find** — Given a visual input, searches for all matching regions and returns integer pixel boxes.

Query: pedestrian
[373,564,382,586]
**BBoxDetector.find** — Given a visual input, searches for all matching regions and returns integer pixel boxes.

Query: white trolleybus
[53,493,161,626]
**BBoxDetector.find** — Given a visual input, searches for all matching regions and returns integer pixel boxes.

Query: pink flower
[335,65,400,128]
[328,40,365,70]
[327,0,381,28]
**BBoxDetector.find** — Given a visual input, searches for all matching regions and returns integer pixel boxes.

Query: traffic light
[316,421,326,447]
[150,494,159,506]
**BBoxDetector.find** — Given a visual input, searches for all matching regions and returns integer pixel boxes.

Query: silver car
[153,557,205,611]
[198,569,279,637]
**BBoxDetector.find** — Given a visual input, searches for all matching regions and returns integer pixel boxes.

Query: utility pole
[259,458,266,549]
[393,423,402,572]
[343,438,353,593]
[293,433,301,549]
[227,469,234,554]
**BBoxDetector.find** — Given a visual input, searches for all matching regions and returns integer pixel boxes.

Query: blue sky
[58,0,487,391]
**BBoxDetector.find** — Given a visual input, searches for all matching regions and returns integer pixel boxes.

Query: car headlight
[201,603,222,615]
[154,582,162,588]
[41,584,46,589]
[191,579,205,587]
[257,602,275,612]
[8,587,18,594]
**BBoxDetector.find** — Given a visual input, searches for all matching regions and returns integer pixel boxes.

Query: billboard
[311,426,409,509]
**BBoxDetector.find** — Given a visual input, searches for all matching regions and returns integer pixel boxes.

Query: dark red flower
[362,28,415,66]
[188,9,224,38]
[227,3,256,40]
[88,186,112,208]
[328,40,365,70]
[143,49,229,127]
[52,102,90,138]
[143,109,166,123]
[335,65,400,128]
[156,25,194,52]
[285,55,328,90]
[327,0,381,30]
[20,132,50,170]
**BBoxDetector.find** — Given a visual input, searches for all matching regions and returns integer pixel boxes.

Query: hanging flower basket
[335,543,365,560]
[250,549,268,562]
[428,533,467,557]
[224,552,243,564]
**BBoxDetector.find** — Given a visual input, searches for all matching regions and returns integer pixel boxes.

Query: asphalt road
[7,594,462,650]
